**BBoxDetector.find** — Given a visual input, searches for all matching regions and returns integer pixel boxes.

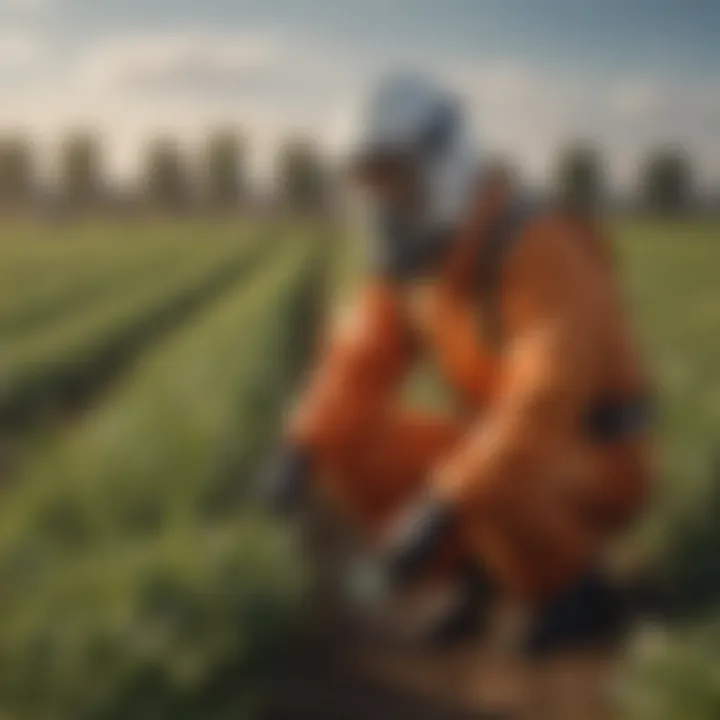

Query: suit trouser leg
[313,417,642,599]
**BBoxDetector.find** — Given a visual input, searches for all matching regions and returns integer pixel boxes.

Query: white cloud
[0,28,717,192]
[0,32,45,69]
[76,32,283,94]
[608,80,664,121]
[603,76,720,187]
[40,29,363,181]
[0,0,49,11]
[444,62,720,190]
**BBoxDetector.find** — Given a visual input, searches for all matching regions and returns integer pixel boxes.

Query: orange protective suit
[289,188,652,601]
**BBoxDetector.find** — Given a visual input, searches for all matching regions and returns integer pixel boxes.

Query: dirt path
[269,601,621,720]
[267,503,626,719]
[359,639,617,719]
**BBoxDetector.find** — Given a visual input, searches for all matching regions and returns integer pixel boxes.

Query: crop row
[0,228,270,433]
[0,230,328,719]
[0,239,210,342]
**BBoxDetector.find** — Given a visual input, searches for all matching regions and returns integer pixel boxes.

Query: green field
[0,217,717,718]
[612,220,720,720]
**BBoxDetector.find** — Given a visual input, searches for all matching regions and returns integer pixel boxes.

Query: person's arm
[433,314,594,510]
[383,220,601,580]
[288,280,415,457]
[385,312,596,581]
[432,221,600,510]
[265,281,414,513]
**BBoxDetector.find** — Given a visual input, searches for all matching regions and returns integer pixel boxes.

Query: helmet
[351,72,480,278]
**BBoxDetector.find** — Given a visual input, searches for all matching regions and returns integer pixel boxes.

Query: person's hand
[383,494,456,586]
[260,444,311,515]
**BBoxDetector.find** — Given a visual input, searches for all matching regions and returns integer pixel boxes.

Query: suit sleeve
[432,224,599,510]
[288,281,415,456]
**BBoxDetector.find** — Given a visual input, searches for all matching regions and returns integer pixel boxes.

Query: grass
[0,239,202,342]
[0,222,328,720]
[0,216,716,718]
[0,226,273,434]
[612,220,720,554]
[603,219,720,719]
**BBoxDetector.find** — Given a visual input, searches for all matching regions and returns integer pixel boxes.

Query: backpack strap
[475,194,545,349]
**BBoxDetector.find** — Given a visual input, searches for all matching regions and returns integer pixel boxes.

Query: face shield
[351,148,428,236]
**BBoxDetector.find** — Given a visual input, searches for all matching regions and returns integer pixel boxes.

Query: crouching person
[266,73,653,653]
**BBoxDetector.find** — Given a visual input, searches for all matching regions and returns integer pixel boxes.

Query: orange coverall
[289,191,652,601]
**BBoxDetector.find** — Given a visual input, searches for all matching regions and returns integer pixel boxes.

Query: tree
[0,136,34,209]
[143,138,190,213]
[554,143,605,213]
[277,137,326,212]
[203,129,245,211]
[640,147,694,215]
[60,132,102,210]
[0,135,34,210]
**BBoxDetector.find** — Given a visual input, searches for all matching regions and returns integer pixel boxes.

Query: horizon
[0,0,717,192]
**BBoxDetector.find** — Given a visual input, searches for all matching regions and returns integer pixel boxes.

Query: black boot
[524,569,629,657]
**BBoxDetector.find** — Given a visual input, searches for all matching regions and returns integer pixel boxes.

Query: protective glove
[260,443,311,515]
[382,494,456,586]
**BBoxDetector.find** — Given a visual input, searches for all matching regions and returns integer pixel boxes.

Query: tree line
[0,131,329,216]
[554,143,706,216]
[0,130,712,216]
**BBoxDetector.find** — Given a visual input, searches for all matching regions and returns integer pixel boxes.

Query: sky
[0,0,717,190]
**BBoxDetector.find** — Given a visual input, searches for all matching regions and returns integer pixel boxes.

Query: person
[265,72,653,652]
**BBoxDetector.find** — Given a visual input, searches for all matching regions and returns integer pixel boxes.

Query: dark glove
[260,444,312,515]
[383,495,456,586]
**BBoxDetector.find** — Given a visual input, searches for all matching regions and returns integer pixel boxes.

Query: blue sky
[0,0,717,189]
[42,0,720,79]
